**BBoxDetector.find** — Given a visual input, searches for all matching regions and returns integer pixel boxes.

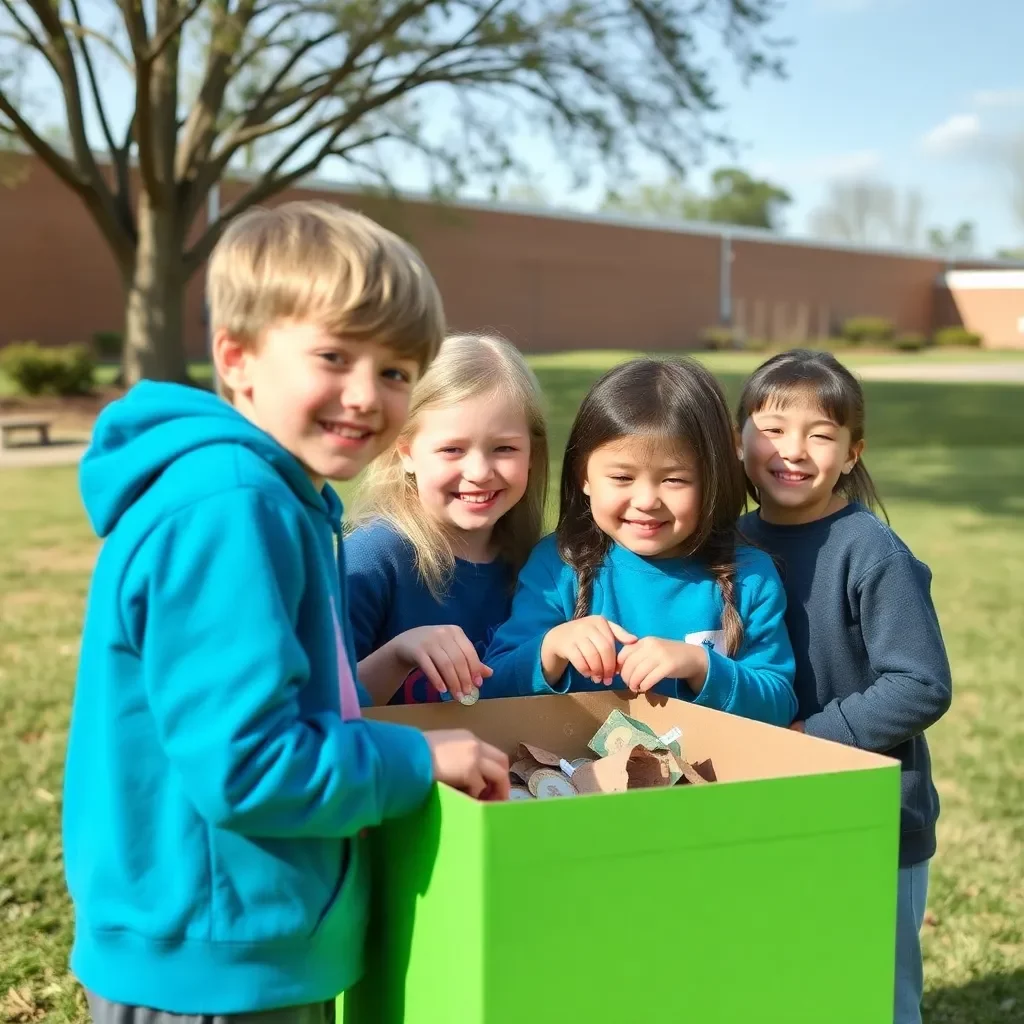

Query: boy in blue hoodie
[64,201,510,1023]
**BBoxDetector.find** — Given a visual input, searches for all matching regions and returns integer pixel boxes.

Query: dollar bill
[588,710,683,761]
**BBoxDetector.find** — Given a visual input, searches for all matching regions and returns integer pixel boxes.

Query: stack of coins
[506,742,583,799]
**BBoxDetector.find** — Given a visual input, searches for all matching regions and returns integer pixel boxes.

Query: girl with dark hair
[737,349,953,1024]
[484,357,797,726]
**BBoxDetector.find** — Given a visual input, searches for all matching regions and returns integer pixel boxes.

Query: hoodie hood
[80,381,338,537]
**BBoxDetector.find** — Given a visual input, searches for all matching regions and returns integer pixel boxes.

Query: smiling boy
[64,201,509,1024]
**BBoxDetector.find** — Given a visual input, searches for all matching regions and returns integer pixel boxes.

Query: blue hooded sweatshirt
[63,382,435,1014]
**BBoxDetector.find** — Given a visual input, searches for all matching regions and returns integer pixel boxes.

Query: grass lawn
[1,355,1022,1022]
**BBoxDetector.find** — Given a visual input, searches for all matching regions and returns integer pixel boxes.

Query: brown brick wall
[0,153,1013,358]
[731,239,947,342]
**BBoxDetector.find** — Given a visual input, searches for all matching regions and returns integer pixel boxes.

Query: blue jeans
[894,860,930,1024]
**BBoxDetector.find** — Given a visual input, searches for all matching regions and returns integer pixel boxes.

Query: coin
[528,768,578,799]
[458,686,480,706]
[570,757,595,770]
[508,785,532,801]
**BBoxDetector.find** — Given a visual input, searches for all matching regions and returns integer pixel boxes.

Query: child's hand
[541,616,637,685]
[425,729,510,801]
[391,625,492,702]
[616,637,709,694]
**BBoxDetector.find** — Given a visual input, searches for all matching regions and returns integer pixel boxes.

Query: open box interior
[367,689,895,788]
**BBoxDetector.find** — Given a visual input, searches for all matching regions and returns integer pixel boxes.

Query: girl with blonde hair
[346,333,548,705]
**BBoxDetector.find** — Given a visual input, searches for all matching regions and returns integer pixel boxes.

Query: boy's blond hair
[348,333,549,596]
[207,200,445,394]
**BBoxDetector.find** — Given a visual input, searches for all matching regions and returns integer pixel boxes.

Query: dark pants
[86,992,336,1024]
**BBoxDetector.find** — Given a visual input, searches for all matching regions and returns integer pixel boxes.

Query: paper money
[588,710,683,761]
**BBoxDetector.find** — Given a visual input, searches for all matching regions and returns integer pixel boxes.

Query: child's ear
[212,329,253,398]
[842,439,866,476]
[582,479,591,497]
[396,439,415,475]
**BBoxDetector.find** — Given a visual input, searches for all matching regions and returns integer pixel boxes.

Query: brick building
[1,153,1022,355]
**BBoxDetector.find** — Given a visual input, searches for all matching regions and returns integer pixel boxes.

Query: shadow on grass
[533,365,1024,518]
[924,968,1023,1023]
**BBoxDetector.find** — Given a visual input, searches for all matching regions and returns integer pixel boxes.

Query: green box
[340,691,900,1023]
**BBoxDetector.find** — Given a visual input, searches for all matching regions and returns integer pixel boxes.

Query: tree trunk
[122,191,190,387]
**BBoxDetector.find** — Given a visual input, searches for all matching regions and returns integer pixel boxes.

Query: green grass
[1,357,1022,1021]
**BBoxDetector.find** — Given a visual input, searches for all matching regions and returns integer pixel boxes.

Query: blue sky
[454,0,1024,254]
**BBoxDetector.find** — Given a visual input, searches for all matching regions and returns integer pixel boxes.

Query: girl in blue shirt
[485,356,797,726]
[346,333,549,705]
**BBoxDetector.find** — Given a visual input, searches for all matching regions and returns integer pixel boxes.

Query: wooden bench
[0,416,53,449]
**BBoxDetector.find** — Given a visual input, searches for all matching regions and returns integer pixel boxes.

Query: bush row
[700,319,983,353]
[0,342,96,396]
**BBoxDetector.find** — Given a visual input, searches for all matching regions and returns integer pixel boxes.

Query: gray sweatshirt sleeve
[803,550,953,751]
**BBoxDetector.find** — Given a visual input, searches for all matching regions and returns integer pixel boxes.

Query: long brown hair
[556,357,748,656]
[349,333,549,597]
[736,348,887,520]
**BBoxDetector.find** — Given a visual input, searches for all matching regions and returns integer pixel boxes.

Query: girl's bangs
[743,363,856,428]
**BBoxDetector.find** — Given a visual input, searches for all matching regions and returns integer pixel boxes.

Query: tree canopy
[603,166,792,230]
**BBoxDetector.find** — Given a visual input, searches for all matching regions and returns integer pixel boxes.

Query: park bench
[0,416,53,449]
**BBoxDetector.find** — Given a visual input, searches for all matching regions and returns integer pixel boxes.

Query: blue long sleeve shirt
[483,534,797,727]
[740,503,953,865]
[345,521,514,704]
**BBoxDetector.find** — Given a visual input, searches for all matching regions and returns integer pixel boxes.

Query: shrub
[92,330,123,360]
[0,342,95,396]
[741,336,769,352]
[933,325,982,348]
[699,325,743,351]
[894,332,927,352]
[841,316,894,346]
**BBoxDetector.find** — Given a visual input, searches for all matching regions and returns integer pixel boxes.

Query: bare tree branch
[17,0,133,251]
[0,0,55,68]
[149,0,206,60]
[66,0,121,160]
[176,0,259,189]
[113,0,161,197]
[0,86,85,191]
[59,17,134,72]
[185,127,394,272]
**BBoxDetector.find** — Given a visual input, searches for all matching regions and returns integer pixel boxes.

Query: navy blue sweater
[740,503,952,867]
[344,522,513,705]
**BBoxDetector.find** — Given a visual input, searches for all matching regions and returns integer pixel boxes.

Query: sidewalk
[855,361,1024,383]
[0,439,87,468]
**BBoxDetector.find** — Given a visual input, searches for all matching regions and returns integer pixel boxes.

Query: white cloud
[921,113,982,156]
[972,89,1024,109]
